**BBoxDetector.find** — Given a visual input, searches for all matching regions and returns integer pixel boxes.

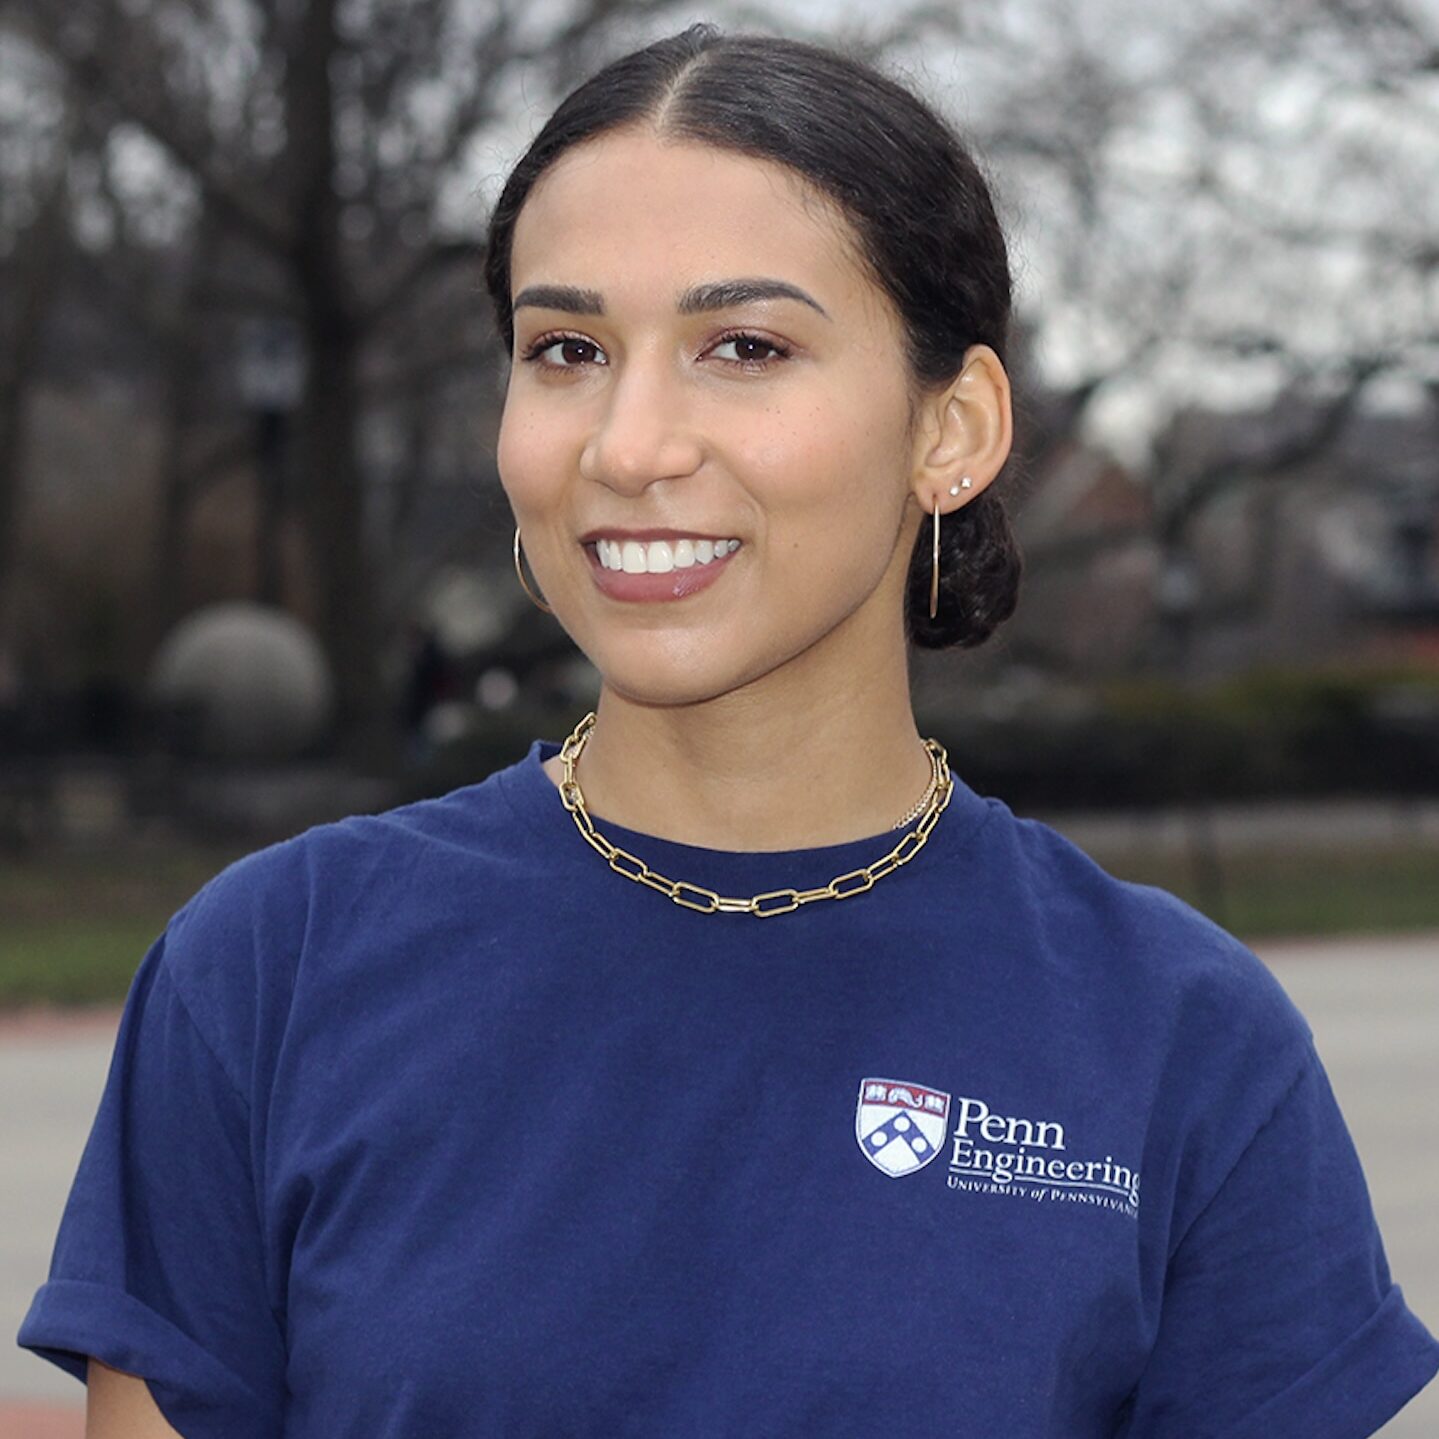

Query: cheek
[753,427,906,608]
[494,405,528,497]
[739,405,872,499]
[757,486,900,623]
[741,402,902,542]
[496,393,568,505]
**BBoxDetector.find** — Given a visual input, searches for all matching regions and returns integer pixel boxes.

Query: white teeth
[595,538,740,573]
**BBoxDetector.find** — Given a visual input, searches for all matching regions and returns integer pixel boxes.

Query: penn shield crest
[856,1077,951,1178]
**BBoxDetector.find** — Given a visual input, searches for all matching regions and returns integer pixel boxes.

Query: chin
[596,664,739,711]
[575,633,746,708]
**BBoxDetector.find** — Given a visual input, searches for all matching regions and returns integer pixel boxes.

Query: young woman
[19,23,1439,1438]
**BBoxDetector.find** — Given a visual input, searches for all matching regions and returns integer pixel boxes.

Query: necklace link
[554,711,953,917]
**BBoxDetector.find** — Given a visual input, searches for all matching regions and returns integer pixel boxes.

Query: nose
[579,351,703,494]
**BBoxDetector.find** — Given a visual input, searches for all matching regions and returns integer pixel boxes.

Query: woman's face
[498,127,924,708]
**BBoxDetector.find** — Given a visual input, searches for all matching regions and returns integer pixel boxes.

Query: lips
[582,537,740,603]
[579,527,732,544]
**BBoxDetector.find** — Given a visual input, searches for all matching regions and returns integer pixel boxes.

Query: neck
[545,630,935,854]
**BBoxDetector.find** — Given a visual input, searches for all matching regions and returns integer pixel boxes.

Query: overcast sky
[5,0,1435,464]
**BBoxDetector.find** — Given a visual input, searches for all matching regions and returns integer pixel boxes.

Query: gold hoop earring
[930,498,942,620]
[513,527,553,614]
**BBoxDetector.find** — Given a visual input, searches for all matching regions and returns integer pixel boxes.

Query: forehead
[510,128,878,315]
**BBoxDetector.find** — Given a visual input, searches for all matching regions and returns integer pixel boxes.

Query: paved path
[4,934,1438,1436]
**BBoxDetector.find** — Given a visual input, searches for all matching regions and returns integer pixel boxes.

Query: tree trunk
[0,152,69,643]
[295,300,385,760]
[282,0,389,765]
[147,219,225,656]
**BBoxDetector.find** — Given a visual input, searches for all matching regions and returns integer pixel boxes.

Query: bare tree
[0,37,72,646]
[7,0,1434,731]
[1,2,671,752]
[916,0,1439,673]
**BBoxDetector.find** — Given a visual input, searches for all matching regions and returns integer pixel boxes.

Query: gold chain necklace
[555,711,954,917]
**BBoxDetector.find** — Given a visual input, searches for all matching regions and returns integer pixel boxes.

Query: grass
[0,918,183,1005]
[1,835,1437,1009]
[0,843,250,1008]
[1093,841,1439,940]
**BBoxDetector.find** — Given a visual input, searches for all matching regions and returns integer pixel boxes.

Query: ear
[909,343,1013,516]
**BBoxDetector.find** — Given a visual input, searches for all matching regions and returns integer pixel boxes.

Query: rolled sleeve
[1122,1045,1439,1437]
[15,930,286,1438]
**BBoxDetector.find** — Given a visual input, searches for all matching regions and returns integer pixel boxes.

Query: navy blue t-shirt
[17,738,1439,1436]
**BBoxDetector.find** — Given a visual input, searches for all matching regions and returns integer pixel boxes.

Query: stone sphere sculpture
[149,602,333,759]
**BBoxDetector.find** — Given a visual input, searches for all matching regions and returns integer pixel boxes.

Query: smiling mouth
[581,535,743,602]
[588,536,742,574]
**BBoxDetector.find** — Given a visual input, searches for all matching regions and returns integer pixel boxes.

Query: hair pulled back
[483,23,1022,649]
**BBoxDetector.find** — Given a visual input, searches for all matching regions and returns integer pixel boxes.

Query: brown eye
[556,338,601,366]
[522,334,607,368]
[710,331,791,367]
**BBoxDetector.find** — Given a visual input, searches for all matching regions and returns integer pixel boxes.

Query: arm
[18,872,298,1436]
[87,1356,185,1437]
[1120,1045,1439,1435]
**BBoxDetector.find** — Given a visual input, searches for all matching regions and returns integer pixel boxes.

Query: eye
[709,330,792,369]
[520,332,607,369]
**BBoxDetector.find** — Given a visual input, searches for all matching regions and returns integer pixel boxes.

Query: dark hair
[483,24,1022,650]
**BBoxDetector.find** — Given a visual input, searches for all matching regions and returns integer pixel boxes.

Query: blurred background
[1,0,1437,1430]
[2,0,1438,957]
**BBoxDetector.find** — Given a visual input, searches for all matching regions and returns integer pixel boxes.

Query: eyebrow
[512,277,831,321]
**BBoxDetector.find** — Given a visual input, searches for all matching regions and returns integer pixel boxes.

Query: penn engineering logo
[855,1078,951,1177]
[855,1076,1141,1217]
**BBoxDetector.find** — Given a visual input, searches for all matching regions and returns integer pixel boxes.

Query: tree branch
[14,2,293,257]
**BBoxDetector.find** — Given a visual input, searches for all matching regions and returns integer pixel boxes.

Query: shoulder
[176,760,517,923]
[158,764,521,1080]
[176,760,518,928]
[993,804,1314,1063]
[986,807,1324,1235]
